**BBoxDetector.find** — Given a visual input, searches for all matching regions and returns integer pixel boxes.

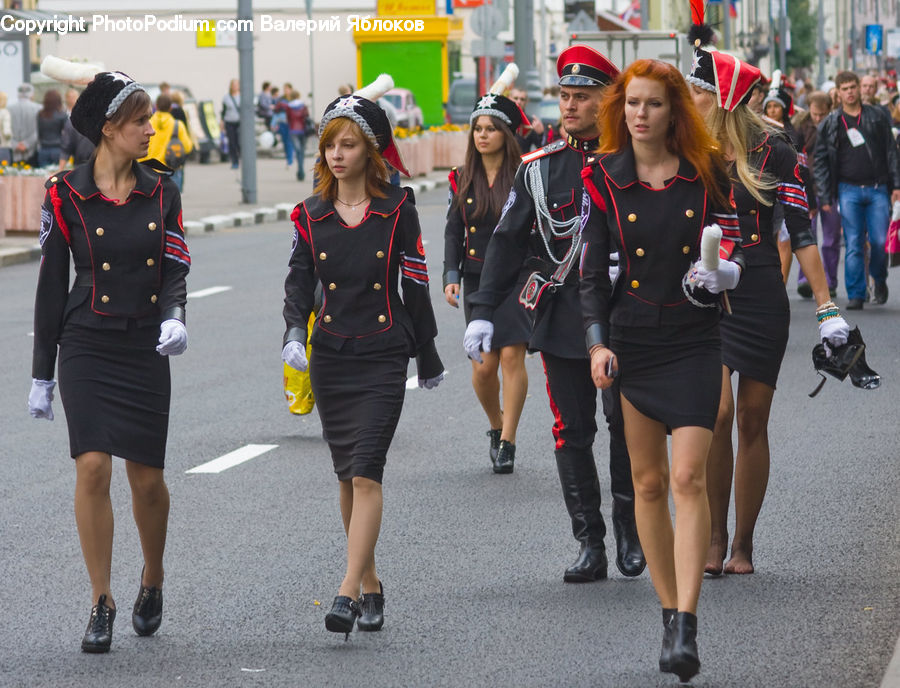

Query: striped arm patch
[165,231,191,266]
[777,182,809,212]
[400,251,429,285]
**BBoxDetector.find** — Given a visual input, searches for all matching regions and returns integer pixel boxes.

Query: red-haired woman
[579,59,744,682]
[282,76,444,638]
[443,65,531,473]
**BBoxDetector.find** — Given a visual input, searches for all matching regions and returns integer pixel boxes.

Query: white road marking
[186,444,277,474]
[187,285,232,299]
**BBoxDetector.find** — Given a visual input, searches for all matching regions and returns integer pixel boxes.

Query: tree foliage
[785,0,817,70]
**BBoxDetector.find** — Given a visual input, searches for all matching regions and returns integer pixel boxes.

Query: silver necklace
[336,196,368,210]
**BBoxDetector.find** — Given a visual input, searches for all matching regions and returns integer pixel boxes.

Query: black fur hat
[70,72,145,145]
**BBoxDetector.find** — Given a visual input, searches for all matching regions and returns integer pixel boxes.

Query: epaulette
[44,171,67,189]
[584,155,600,168]
[521,138,566,164]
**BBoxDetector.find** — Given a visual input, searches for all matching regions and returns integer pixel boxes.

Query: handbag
[519,270,561,311]
[885,200,900,268]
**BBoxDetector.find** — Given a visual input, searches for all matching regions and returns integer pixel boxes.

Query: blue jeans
[278,122,294,165]
[838,182,891,300]
[290,132,306,180]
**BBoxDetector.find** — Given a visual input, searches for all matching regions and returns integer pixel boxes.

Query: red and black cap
[557,45,619,87]
[470,63,529,133]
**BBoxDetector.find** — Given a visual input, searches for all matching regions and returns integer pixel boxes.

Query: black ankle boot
[493,440,515,474]
[612,496,646,577]
[132,577,163,637]
[563,544,608,582]
[487,429,501,465]
[325,595,359,640]
[82,594,116,653]
[658,608,677,673]
[668,611,701,682]
[357,582,385,631]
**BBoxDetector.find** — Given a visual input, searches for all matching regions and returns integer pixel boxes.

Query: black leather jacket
[813,104,900,206]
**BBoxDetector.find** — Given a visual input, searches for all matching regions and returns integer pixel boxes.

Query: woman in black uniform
[282,75,444,638]
[579,59,744,682]
[29,60,190,652]
[686,50,850,576]
[443,64,532,473]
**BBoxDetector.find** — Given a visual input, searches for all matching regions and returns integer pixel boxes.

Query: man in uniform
[463,46,644,582]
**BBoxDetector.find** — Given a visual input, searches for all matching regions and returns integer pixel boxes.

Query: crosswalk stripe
[186,444,278,474]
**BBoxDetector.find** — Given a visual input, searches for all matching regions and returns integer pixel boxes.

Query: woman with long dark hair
[30,57,190,652]
[37,88,67,167]
[443,64,531,473]
[282,75,444,639]
[579,59,744,682]
[686,47,850,577]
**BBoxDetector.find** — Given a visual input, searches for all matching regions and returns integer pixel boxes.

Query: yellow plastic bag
[283,314,315,415]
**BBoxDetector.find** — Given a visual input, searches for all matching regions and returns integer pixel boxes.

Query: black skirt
[309,344,408,484]
[57,322,170,467]
[720,265,790,389]
[611,320,722,431]
[463,272,532,349]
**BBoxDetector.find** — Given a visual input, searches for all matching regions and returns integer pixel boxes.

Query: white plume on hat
[40,55,103,85]
[770,69,782,91]
[355,74,394,102]
[490,63,519,95]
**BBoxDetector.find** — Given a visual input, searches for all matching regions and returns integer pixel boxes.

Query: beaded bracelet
[818,313,841,324]
[815,300,838,315]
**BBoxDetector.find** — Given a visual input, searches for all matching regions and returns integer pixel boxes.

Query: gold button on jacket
[319,252,327,260]
[682,246,690,254]
[631,280,640,288]
[377,314,386,323]
[627,213,637,222]
[635,248,645,257]
[146,258,155,267]
[323,314,333,323]
[148,222,157,231]
[150,294,157,303]
[751,234,759,241]
[95,227,104,236]
[102,262,110,271]
[101,295,110,303]
[376,250,385,258]
[373,283,382,290]
[328,282,337,290]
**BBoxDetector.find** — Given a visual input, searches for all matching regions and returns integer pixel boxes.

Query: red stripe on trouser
[541,353,566,449]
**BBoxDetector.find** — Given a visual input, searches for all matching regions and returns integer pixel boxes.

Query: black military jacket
[283,183,442,378]
[579,148,743,345]
[442,167,498,284]
[735,133,816,269]
[32,161,190,380]
[468,134,598,359]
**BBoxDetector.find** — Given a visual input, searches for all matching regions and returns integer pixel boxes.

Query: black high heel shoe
[493,440,515,474]
[132,573,163,637]
[487,429,501,465]
[658,608,676,673]
[357,582,385,631]
[668,611,701,682]
[82,594,116,653]
[324,596,359,640]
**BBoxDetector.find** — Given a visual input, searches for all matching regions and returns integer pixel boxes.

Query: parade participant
[29,56,190,653]
[814,70,900,310]
[282,74,444,639]
[444,64,532,473]
[463,46,645,581]
[579,57,744,682]
[686,47,851,577]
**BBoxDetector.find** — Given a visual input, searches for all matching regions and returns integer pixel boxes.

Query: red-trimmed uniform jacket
[468,134,598,358]
[442,166,500,286]
[32,161,190,381]
[735,132,816,268]
[579,149,743,345]
[283,183,442,378]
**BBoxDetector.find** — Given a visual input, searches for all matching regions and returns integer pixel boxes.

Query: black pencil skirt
[720,265,790,389]
[309,345,408,484]
[462,272,532,349]
[57,322,170,467]
[611,320,722,431]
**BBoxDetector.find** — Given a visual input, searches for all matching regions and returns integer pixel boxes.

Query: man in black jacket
[813,70,900,309]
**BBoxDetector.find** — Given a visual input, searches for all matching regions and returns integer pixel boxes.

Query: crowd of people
[22,19,897,685]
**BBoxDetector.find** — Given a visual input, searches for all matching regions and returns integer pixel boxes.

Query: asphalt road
[1,187,897,688]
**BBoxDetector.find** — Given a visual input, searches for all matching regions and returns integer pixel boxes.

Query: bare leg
[125,461,169,588]
[670,426,713,614]
[705,366,735,575]
[338,477,383,599]
[725,376,775,575]
[778,237,793,284]
[74,452,116,608]
[471,352,502,430]
[621,396,676,609]
[498,344,528,443]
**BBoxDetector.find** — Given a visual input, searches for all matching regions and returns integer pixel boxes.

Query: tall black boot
[605,389,646,577]
[555,447,607,583]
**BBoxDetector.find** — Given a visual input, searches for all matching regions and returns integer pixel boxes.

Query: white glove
[463,319,493,363]
[418,371,445,390]
[692,259,741,294]
[819,315,850,354]
[282,341,308,372]
[28,379,56,421]
[156,319,188,356]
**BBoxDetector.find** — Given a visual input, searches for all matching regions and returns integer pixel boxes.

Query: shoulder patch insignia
[39,206,53,246]
[520,138,566,164]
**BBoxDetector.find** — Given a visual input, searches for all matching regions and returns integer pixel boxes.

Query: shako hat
[557,45,619,87]
[318,73,409,177]
[763,70,795,116]
[41,55,145,146]
[684,1,760,111]
[470,62,529,133]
